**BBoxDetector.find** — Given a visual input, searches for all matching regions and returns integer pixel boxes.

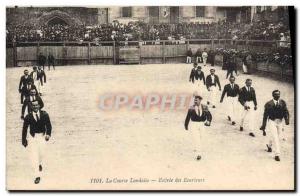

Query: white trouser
[36,79,42,94]
[28,133,46,178]
[208,85,218,106]
[226,96,238,122]
[196,56,202,63]
[267,119,283,156]
[240,101,255,132]
[203,57,207,65]
[242,63,248,73]
[189,121,206,155]
[186,56,192,64]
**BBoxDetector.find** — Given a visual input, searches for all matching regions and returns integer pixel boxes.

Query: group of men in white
[185,60,290,162]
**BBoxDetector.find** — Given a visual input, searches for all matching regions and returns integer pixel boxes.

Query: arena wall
[6,40,293,81]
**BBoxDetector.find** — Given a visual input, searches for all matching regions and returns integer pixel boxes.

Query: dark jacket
[205,74,221,89]
[184,104,212,130]
[37,70,47,85]
[238,86,257,106]
[22,110,52,143]
[261,99,289,129]
[189,68,197,83]
[22,84,38,97]
[21,95,44,117]
[220,83,240,102]
[38,54,47,65]
[195,70,206,85]
[186,50,193,57]
[48,55,55,64]
[19,75,33,92]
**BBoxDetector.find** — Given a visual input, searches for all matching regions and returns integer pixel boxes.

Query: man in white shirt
[202,48,208,66]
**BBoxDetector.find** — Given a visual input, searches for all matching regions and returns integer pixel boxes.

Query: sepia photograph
[5,4,295,191]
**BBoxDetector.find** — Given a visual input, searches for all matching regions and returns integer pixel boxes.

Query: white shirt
[210,75,215,83]
[273,99,279,106]
[231,83,234,89]
[30,95,36,102]
[195,105,202,116]
[202,52,208,58]
[32,71,37,81]
[33,111,40,121]
[245,86,251,92]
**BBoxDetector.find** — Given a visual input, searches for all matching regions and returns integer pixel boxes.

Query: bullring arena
[6,6,294,190]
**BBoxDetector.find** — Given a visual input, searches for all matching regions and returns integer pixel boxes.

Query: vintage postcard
[6,5,295,191]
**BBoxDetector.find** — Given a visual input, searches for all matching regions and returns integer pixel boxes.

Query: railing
[6,39,291,67]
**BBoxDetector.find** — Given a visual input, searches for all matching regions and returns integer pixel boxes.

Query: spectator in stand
[202,48,208,66]
[195,48,202,63]
[186,48,193,64]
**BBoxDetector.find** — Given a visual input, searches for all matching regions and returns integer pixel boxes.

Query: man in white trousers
[205,69,221,108]
[260,90,289,161]
[202,48,208,66]
[220,76,240,125]
[184,96,212,161]
[30,66,42,95]
[22,101,52,184]
[238,79,258,137]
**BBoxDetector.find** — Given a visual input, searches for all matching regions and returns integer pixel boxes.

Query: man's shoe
[249,132,255,137]
[39,165,42,172]
[275,156,280,161]
[196,155,201,161]
[232,121,236,125]
[207,101,210,105]
[212,105,216,108]
[227,116,231,121]
[34,177,40,184]
[266,144,272,152]
[240,127,243,131]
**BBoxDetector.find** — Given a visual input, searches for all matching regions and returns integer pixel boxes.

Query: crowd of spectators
[6,19,291,43]
[214,46,292,69]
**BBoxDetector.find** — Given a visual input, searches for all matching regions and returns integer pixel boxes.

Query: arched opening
[47,16,68,26]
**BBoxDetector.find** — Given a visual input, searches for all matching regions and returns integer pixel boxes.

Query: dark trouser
[226,69,238,79]
[48,63,55,70]
[21,92,25,104]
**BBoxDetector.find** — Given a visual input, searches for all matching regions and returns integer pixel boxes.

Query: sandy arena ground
[6,63,294,190]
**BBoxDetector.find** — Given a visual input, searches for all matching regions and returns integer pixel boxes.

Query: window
[122,7,132,17]
[196,6,205,17]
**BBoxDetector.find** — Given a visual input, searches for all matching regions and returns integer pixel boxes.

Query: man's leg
[190,122,202,160]
[29,136,40,180]
[240,106,248,130]
[21,91,25,104]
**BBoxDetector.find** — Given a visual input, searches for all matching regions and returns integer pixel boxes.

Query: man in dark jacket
[37,66,46,96]
[38,53,47,70]
[186,48,193,64]
[260,90,289,162]
[47,53,55,70]
[238,79,257,137]
[21,88,44,119]
[22,101,52,184]
[206,69,221,108]
[19,69,33,104]
[220,76,240,125]
[184,96,212,161]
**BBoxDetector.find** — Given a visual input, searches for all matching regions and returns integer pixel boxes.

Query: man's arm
[189,70,193,82]
[184,109,192,130]
[22,115,30,147]
[205,76,210,90]
[21,99,28,118]
[238,89,245,106]
[282,100,290,125]
[201,72,206,85]
[220,85,227,102]
[19,77,23,92]
[43,71,46,83]
[44,112,52,136]
[261,103,269,130]
[216,75,221,90]
[253,88,257,107]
